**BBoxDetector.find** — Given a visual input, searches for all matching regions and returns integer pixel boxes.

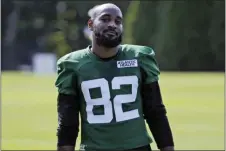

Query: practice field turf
[1,72,224,150]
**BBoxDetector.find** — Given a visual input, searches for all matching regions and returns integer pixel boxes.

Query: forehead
[96,6,122,18]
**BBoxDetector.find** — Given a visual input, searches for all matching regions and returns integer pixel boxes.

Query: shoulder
[121,44,155,58]
[57,48,88,64]
[122,45,160,83]
[57,47,89,70]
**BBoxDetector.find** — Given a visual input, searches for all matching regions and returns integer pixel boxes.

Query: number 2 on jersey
[81,76,139,124]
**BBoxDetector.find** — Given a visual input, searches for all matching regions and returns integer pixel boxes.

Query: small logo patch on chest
[117,59,138,68]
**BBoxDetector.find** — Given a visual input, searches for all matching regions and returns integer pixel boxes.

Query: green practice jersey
[55,44,160,151]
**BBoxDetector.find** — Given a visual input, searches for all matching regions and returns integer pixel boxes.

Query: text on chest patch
[117,59,138,68]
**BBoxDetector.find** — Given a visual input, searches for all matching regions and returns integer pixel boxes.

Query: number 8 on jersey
[81,75,139,124]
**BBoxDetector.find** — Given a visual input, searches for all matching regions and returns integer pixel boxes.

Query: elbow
[57,124,79,137]
[144,104,167,121]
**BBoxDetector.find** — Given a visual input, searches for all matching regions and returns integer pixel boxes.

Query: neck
[91,41,119,58]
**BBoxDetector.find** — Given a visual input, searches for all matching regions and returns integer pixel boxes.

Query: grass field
[2,72,224,150]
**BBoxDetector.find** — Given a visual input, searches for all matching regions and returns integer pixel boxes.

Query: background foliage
[2,0,224,71]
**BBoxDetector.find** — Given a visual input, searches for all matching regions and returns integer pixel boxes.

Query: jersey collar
[86,45,122,62]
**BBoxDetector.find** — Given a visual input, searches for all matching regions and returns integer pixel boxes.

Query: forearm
[142,81,174,149]
[145,112,174,149]
[57,125,78,147]
[57,93,79,150]
[57,146,75,151]
[160,146,174,151]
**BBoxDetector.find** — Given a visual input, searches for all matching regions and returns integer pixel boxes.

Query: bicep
[141,82,166,118]
[141,81,163,106]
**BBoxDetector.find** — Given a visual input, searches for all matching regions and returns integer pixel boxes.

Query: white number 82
[81,76,139,124]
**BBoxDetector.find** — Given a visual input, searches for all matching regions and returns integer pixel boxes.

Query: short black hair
[88,3,120,19]
[88,4,100,19]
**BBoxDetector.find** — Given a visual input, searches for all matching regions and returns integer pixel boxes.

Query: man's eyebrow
[100,14,122,20]
[100,14,111,18]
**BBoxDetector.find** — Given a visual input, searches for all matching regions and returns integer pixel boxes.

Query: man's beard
[94,32,122,48]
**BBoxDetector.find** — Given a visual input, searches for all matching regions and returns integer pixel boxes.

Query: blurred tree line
[123,0,225,71]
[2,0,224,71]
[2,0,130,70]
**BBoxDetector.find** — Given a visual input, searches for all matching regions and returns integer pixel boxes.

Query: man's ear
[88,19,93,31]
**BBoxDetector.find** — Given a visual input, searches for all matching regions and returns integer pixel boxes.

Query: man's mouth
[104,30,117,36]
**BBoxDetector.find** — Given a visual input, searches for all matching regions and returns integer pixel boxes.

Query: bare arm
[57,93,80,151]
[141,81,174,150]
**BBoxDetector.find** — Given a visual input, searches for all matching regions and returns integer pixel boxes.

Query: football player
[55,3,174,151]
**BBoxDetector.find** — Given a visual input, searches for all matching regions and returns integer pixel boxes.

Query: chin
[96,35,122,48]
[102,41,121,48]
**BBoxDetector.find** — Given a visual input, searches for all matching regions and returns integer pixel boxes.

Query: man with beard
[55,3,174,151]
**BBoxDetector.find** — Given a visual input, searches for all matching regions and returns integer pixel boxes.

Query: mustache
[94,29,123,38]
[103,29,118,35]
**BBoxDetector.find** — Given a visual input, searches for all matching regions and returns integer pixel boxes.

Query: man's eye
[115,20,122,24]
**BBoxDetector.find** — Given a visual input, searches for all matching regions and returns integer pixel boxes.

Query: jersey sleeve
[55,59,77,95]
[140,46,160,84]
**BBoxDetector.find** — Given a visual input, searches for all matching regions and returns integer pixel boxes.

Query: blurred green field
[2,71,224,150]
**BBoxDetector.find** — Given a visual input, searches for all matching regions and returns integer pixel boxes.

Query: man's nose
[108,21,116,29]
